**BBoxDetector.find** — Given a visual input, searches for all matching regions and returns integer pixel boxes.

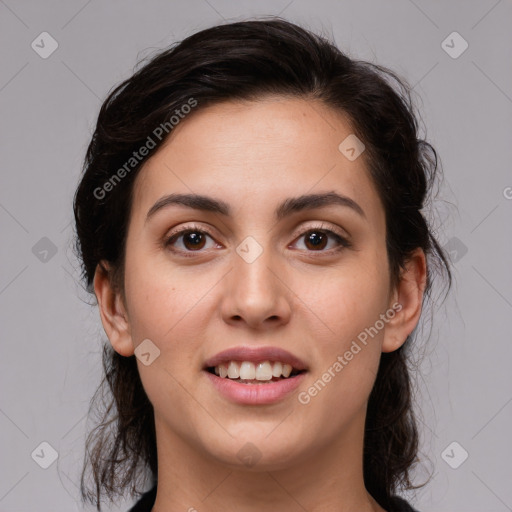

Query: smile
[208,360,304,382]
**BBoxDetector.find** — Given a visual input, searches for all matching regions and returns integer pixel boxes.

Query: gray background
[1,1,511,511]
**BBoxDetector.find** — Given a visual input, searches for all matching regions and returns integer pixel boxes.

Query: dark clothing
[127,486,156,512]
[127,485,419,511]
[390,495,420,512]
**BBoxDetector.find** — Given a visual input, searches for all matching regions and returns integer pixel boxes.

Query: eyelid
[290,221,350,243]
[165,222,216,240]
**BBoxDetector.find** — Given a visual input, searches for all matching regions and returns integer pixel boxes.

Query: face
[97,96,421,472]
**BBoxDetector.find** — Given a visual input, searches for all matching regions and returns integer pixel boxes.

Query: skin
[94,96,427,512]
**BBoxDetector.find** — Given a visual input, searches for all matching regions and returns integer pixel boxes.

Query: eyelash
[163,223,352,257]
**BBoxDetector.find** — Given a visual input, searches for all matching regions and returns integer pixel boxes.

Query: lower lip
[204,370,306,405]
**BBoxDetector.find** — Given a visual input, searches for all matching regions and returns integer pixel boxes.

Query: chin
[201,430,306,471]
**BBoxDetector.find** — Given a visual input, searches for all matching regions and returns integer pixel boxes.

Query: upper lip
[203,346,308,371]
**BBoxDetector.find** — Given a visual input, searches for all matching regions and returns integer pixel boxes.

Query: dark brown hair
[73,17,452,511]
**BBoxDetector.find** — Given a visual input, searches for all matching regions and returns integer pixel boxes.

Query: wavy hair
[73,17,452,511]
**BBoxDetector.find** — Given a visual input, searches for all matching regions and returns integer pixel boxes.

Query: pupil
[307,232,326,250]
[185,232,205,250]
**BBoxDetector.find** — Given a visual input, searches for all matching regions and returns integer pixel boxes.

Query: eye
[164,224,219,255]
[163,222,351,257]
[291,224,351,252]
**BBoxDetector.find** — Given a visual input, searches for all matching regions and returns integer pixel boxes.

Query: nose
[220,240,292,330]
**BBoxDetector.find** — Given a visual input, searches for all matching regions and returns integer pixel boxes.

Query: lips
[203,346,308,404]
[203,346,308,372]
[204,369,306,404]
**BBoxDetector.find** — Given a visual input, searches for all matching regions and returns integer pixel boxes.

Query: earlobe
[93,261,135,357]
[381,248,427,353]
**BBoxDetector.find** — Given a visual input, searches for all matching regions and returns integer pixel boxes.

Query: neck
[150,410,386,512]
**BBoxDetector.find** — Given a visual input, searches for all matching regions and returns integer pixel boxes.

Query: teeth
[227,361,240,379]
[272,361,282,377]
[282,363,292,378]
[239,361,256,380]
[212,361,299,381]
[255,361,273,380]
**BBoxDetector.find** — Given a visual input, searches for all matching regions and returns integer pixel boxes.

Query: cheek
[123,256,205,427]
[122,247,221,391]
[123,245,204,339]
[293,256,390,344]
[291,255,389,410]
[295,281,386,434]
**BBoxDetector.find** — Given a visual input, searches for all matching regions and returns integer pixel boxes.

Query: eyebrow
[145,191,366,223]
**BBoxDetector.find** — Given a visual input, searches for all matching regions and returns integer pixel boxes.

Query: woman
[74,17,451,512]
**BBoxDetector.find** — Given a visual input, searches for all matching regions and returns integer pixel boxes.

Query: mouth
[204,364,307,405]
[206,361,306,384]
[202,346,308,403]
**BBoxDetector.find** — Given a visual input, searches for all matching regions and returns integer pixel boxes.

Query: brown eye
[180,231,207,251]
[303,231,328,250]
[293,227,351,253]
[164,227,217,254]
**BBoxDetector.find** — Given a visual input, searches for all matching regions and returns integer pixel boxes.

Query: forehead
[131,96,384,225]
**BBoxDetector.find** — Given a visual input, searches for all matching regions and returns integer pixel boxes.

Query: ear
[382,248,427,353]
[93,261,134,357]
